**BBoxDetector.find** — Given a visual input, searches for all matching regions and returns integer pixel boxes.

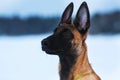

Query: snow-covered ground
[0,34,120,80]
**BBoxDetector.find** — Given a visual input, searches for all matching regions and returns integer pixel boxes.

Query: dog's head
[41,2,90,56]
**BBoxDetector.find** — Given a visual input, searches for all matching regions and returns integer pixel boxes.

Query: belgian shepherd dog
[41,2,100,80]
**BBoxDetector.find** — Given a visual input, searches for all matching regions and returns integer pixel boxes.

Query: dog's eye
[62,29,73,39]
[62,28,69,33]
[61,28,70,35]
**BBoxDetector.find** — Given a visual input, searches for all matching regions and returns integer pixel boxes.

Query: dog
[41,2,100,80]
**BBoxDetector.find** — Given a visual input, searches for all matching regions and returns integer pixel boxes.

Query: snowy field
[0,34,120,80]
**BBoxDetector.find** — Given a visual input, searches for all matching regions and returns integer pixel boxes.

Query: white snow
[0,34,120,80]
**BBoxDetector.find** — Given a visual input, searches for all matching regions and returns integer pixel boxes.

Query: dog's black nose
[42,39,49,47]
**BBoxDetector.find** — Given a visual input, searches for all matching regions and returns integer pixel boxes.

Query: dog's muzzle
[41,39,49,51]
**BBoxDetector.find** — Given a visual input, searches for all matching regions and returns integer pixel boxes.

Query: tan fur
[67,31,100,80]
[57,25,100,80]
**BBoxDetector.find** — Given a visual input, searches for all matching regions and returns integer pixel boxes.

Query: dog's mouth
[42,46,64,54]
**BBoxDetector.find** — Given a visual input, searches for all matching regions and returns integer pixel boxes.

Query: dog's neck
[59,43,100,80]
[59,50,77,80]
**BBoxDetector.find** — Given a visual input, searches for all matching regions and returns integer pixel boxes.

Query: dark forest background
[0,11,120,35]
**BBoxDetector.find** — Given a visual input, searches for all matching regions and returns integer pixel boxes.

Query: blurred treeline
[0,11,120,35]
[0,16,59,35]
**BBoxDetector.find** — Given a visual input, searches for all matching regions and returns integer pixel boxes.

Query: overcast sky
[0,0,120,17]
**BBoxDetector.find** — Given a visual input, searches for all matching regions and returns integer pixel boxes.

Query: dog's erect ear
[74,2,90,35]
[60,2,74,24]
